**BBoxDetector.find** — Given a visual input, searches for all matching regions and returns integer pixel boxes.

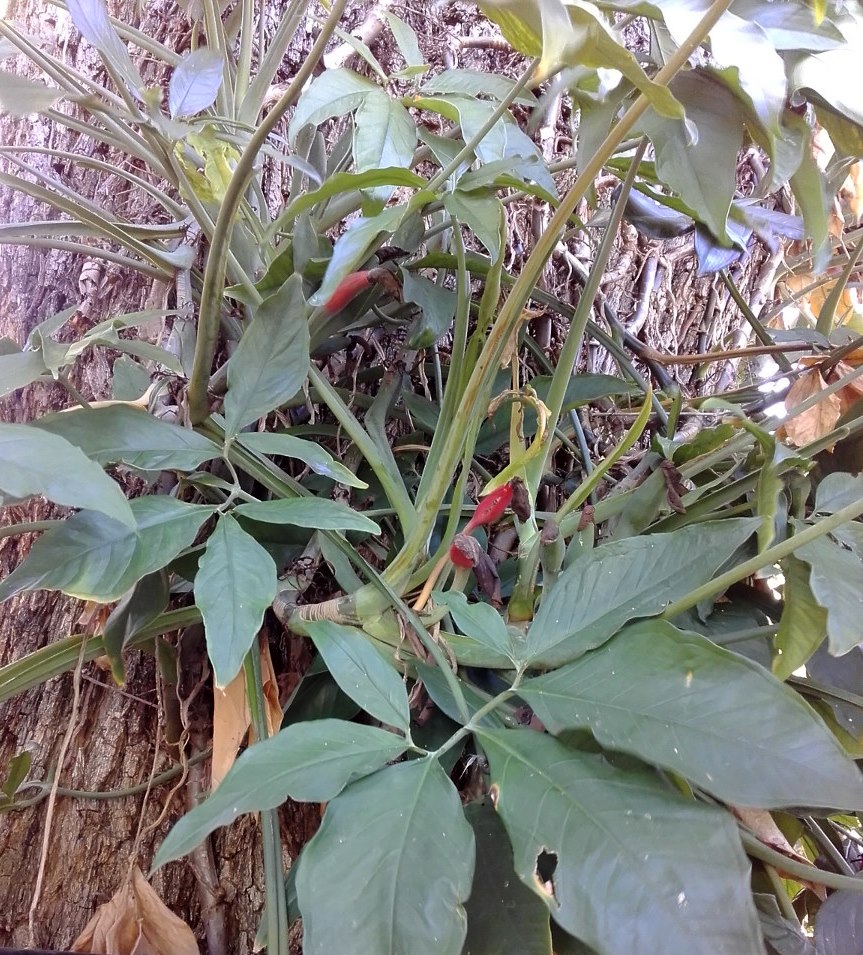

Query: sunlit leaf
[66,0,144,98]
[153,720,407,868]
[0,423,134,527]
[237,432,367,488]
[478,728,763,955]
[296,758,474,955]
[288,68,377,144]
[522,620,863,809]
[168,47,223,118]
[773,555,827,680]
[195,514,277,688]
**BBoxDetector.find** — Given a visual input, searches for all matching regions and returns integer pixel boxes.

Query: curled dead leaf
[71,865,198,954]
[779,367,842,448]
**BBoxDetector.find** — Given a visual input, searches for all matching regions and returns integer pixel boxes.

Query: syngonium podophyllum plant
[2,0,863,952]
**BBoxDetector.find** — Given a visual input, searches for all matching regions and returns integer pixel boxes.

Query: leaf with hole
[152,720,407,869]
[477,728,764,955]
[521,620,863,809]
[296,758,474,955]
[524,517,758,666]
[33,406,221,472]
[305,621,410,731]
[0,497,214,603]
[195,514,277,688]
[0,423,135,527]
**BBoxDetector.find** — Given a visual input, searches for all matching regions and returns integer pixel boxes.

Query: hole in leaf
[488,783,499,809]
[534,849,559,904]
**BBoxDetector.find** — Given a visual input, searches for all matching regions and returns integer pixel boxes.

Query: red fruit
[464,481,515,534]
[322,271,374,315]
[449,533,482,568]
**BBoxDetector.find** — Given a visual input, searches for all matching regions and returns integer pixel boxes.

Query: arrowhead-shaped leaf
[296,758,474,955]
[0,497,214,603]
[33,405,221,472]
[521,620,863,810]
[195,514,277,688]
[153,720,407,869]
[305,621,411,732]
[524,517,758,666]
[223,274,310,436]
[478,728,764,955]
[0,423,135,527]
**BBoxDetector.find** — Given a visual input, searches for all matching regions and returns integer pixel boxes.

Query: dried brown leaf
[71,866,198,954]
[780,367,842,447]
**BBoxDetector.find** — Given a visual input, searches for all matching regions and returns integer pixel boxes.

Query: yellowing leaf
[71,866,198,955]
[779,367,842,447]
[175,126,240,203]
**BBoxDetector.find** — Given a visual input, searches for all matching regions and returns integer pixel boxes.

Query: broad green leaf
[33,406,221,471]
[417,662,511,728]
[463,799,552,955]
[814,473,863,515]
[234,498,380,534]
[639,70,742,241]
[793,44,863,142]
[195,514,277,688]
[521,620,863,809]
[478,0,682,117]
[420,68,537,105]
[223,274,310,436]
[383,12,425,68]
[66,0,144,98]
[773,555,827,681]
[101,570,169,684]
[112,356,152,400]
[296,758,474,955]
[729,0,843,51]
[478,728,763,955]
[0,349,48,397]
[0,72,62,115]
[310,203,412,305]
[0,498,214,603]
[288,68,378,144]
[237,432,367,488]
[0,423,134,528]
[433,590,515,662]
[353,91,418,203]
[444,190,504,259]
[787,110,831,269]
[524,517,758,666]
[168,47,223,118]
[153,720,407,868]
[815,890,863,955]
[439,631,514,669]
[305,621,411,731]
[402,270,457,348]
[794,529,863,656]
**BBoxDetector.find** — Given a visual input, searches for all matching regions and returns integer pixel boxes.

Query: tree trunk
[0,0,319,949]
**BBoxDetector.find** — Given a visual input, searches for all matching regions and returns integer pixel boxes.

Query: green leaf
[383,12,425,68]
[296,758,474,955]
[102,571,169,684]
[639,70,743,241]
[223,274,310,436]
[477,728,763,955]
[729,0,843,51]
[814,473,863,515]
[288,68,378,144]
[353,91,418,203]
[168,47,223,118]
[402,270,458,348]
[433,590,515,663]
[33,406,221,472]
[305,621,411,731]
[444,190,504,259]
[787,110,831,270]
[0,423,134,528]
[463,798,552,955]
[237,432,367,488]
[420,68,537,105]
[524,517,758,667]
[195,514,277,688]
[234,498,380,534]
[0,349,48,397]
[0,498,214,603]
[66,0,144,98]
[0,72,63,116]
[521,620,863,809]
[773,555,827,681]
[794,529,863,656]
[152,720,407,869]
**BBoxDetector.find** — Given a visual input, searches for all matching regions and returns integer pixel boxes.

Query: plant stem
[188,0,348,424]
[740,830,863,893]
[661,497,863,620]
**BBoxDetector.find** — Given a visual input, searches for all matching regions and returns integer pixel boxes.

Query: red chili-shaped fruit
[322,271,374,315]
[464,480,515,535]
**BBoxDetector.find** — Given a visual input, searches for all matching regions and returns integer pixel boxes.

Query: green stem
[245,648,289,954]
[188,0,348,424]
[739,830,863,892]
[432,681,520,760]
[661,498,863,620]
[719,270,792,373]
